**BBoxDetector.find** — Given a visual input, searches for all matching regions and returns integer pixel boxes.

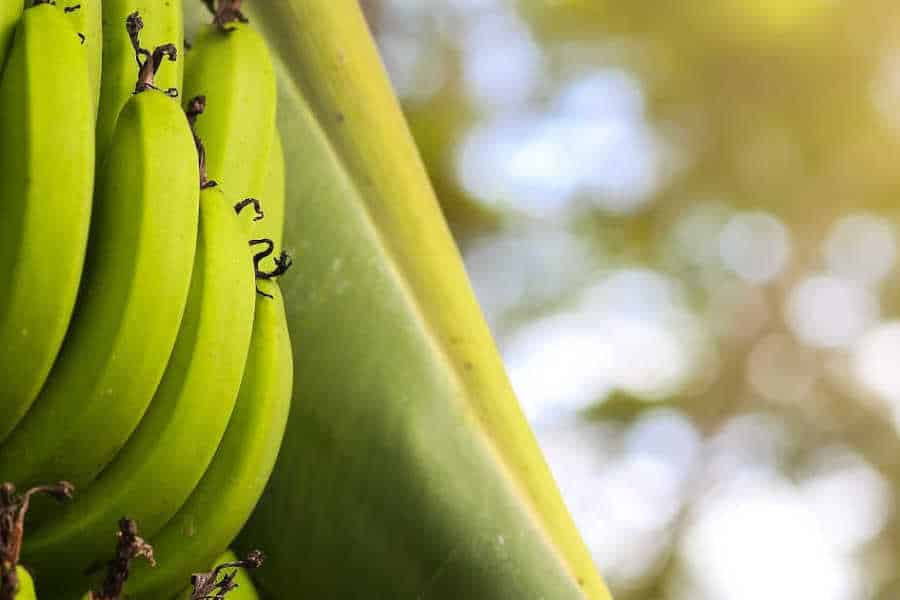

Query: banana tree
[181,2,616,597]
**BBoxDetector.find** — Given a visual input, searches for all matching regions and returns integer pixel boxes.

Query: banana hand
[22,185,255,596]
[0,87,199,493]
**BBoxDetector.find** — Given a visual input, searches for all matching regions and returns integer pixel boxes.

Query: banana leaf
[188,2,613,598]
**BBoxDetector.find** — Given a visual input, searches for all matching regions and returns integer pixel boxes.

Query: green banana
[0,81,199,491]
[126,279,292,600]
[96,0,183,162]
[175,550,263,600]
[0,3,94,444]
[253,130,285,273]
[182,17,276,217]
[0,2,21,70]
[54,0,102,112]
[22,183,255,594]
[10,567,35,600]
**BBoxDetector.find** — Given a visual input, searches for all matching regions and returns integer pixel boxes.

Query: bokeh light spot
[680,475,861,600]
[718,211,791,284]
[853,322,900,432]
[457,69,666,216]
[785,275,878,348]
[824,213,896,286]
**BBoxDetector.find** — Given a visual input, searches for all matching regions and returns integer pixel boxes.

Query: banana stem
[87,518,155,600]
[203,0,248,31]
[0,565,16,600]
[189,550,263,600]
[0,482,75,600]
[185,95,216,189]
[127,12,178,96]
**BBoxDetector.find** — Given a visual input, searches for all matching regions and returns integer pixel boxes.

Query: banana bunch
[0,1,292,598]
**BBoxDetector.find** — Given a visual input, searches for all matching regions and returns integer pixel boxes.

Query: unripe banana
[96,0,183,162]
[254,130,286,273]
[24,184,256,597]
[9,566,35,600]
[52,0,102,112]
[0,89,199,492]
[127,280,292,599]
[182,19,276,220]
[0,3,94,444]
[0,2,21,70]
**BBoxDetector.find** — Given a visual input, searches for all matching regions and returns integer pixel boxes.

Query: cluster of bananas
[0,0,292,598]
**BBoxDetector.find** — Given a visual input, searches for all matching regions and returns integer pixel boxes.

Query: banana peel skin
[0,3,21,70]
[12,567,35,600]
[0,3,94,444]
[222,2,613,598]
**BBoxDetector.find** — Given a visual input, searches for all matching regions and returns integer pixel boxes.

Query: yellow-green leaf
[218,2,612,597]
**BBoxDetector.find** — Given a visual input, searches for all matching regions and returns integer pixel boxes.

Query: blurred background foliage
[360,1,900,598]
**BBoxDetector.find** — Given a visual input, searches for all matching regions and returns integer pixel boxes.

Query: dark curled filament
[33,2,84,42]
[249,239,293,280]
[126,12,148,69]
[189,550,264,600]
[203,0,249,32]
[248,239,293,298]
[185,96,216,189]
[128,13,178,96]
[234,198,264,222]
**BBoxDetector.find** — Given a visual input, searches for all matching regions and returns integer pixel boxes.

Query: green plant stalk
[228,2,612,598]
